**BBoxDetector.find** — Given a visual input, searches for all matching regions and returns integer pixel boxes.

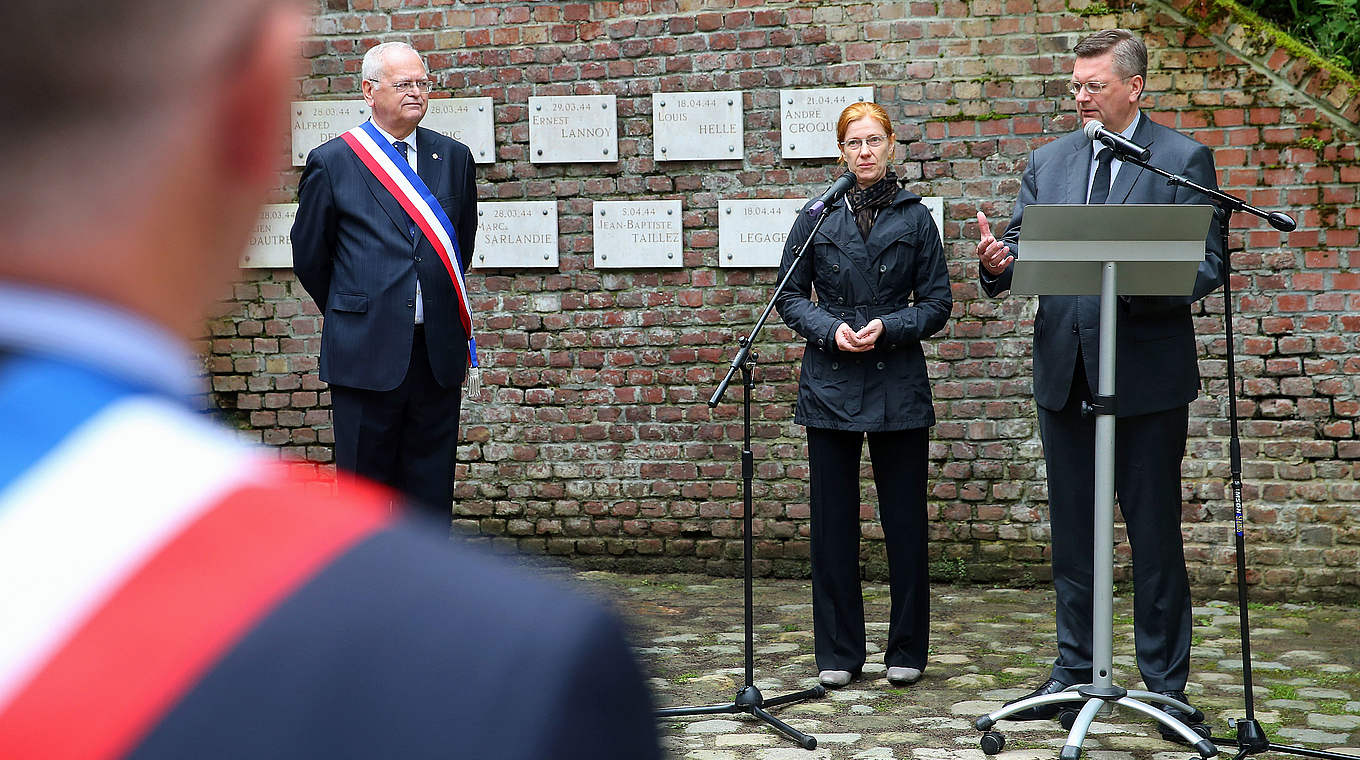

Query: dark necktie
[393,140,409,163]
[1088,148,1114,204]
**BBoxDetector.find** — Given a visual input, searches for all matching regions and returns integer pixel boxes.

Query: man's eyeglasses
[840,135,888,151]
[1067,77,1130,96]
[368,78,435,94]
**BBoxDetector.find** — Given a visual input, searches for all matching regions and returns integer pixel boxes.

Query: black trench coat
[775,187,952,432]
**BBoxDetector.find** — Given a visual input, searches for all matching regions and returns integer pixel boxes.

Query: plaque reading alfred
[473,201,558,269]
[241,204,297,269]
[593,201,682,269]
[779,86,875,159]
[529,95,618,164]
[291,100,368,166]
[653,91,744,161]
[422,97,495,164]
[718,199,806,268]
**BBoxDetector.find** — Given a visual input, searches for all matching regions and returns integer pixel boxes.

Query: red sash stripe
[0,468,393,760]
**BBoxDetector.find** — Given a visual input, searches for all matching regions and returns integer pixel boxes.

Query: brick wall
[208,0,1360,601]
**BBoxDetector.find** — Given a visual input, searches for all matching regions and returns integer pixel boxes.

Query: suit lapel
[1109,114,1154,204]
[345,148,415,242]
[1065,137,1093,205]
[415,127,445,198]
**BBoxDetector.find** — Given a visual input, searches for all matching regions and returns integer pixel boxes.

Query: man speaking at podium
[974,29,1224,741]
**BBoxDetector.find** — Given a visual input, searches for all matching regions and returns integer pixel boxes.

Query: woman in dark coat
[775,102,952,689]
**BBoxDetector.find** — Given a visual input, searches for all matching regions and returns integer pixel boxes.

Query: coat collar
[817,186,923,274]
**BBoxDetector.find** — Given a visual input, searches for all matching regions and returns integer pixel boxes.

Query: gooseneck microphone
[1083,120,1152,162]
[805,171,857,218]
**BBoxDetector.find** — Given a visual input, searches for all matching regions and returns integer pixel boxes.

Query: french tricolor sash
[0,390,394,760]
[340,121,478,368]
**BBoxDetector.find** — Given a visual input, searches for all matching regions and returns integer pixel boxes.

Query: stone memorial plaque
[593,200,682,269]
[779,86,874,159]
[240,204,297,269]
[922,196,944,240]
[472,201,558,269]
[652,91,743,161]
[422,97,495,164]
[717,199,806,268]
[291,100,368,166]
[529,95,618,164]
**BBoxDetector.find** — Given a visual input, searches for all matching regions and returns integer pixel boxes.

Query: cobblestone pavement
[578,572,1360,760]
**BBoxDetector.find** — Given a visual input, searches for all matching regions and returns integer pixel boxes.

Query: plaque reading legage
[718,199,806,268]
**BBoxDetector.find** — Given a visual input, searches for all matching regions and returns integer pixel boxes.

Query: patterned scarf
[844,171,899,241]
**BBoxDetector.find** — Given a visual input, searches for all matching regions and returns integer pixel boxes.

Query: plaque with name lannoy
[780,86,874,160]
[473,201,558,269]
[241,204,297,269]
[422,97,495,164]
[529,95,618,164]
[653,91,744,162]
[593,201,682,269]
[291,100,368,166]
[718,199,806,268]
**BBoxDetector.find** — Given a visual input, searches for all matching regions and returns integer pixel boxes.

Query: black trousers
[806,426,930,673]
[330,327,461,523]
[1037,362,1193,692]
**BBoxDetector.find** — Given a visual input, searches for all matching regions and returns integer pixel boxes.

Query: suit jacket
[980,115,1225,417]
[292,125,477,392]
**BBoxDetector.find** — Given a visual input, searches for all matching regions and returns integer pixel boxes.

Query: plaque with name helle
[652,91,744,162]
[291,100,369,166]
[529,95,618,164]
[593,201,682,269]
[779,86,875,160]
[241,204,297,269]
[473,201,558,269]
[717,199,805,268]
[422,97,495,164]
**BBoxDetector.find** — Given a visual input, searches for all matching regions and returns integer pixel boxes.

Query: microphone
[1083,120,1151,162]
[806,171,857,218]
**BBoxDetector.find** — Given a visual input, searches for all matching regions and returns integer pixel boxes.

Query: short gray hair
[1072,29,1147,80]
[362,41,424,84]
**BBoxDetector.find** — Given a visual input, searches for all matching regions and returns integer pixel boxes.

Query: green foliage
[1239,0,1360,74]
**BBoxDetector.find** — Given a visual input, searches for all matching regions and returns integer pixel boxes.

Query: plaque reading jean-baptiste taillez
[241,204,297,269]
[593,200,682,269]
[529,95,618,164]
[473,201,558,269]
[779,86,875,160]
[717,199,805,268]
[421,97,495,164]
[652,91,744,161]
[291,100,368,166]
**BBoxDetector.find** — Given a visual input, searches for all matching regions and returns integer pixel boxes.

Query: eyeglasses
[1067,77,1130,96]
[840,135,889,151]
[368,78,435,94]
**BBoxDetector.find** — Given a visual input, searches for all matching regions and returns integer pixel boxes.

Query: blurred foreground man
[0,2,659,758]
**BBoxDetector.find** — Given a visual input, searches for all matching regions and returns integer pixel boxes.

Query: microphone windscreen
[1082,120,1104,141]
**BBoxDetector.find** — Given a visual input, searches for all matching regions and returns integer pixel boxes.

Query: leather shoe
[818,669,853,688]
[886,666,922,685]
[1003,678,1071,721]
[1156,690,1203,743]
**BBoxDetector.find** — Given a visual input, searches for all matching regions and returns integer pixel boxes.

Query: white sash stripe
[0,399,262,712]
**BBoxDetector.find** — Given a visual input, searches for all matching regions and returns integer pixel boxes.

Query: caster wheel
[980,731,1006,755]
[1059,709,1078,730]
[1190,722,1212,740]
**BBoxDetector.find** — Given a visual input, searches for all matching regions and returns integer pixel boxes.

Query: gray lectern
[975,204,1219,760]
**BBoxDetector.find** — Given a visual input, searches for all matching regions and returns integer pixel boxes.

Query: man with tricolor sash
[0,2,659,758]
[292,41,479,520]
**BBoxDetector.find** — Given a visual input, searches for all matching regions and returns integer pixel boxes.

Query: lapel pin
[432,152,440,160]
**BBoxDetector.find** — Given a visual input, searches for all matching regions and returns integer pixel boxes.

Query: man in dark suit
[975,29,1225,740]
[292,41,477,520]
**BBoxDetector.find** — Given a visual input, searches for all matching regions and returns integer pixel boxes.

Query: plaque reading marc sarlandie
[291,100,368,166]
[718,199,806,268]
[241,204,297,269]
[653,91,744,162]
[529,95,618,164]
[473,201,558,269]
[779,86,875,160]
[593,200,683,269]
[422,97,495,164]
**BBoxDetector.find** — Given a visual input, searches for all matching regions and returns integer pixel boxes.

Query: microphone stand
[1115,152,1350,760]
[654,205,833,750]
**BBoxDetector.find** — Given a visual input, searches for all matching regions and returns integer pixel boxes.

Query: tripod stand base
[657,684,827,749]
[1212,718,1360,760]
[976,685,1217,758]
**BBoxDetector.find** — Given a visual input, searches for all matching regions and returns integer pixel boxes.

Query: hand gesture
[976,211,1014,276]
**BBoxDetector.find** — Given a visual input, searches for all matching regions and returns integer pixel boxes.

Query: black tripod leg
[751,704,817,750]
[655,703,743,717]
[761,684,827,709]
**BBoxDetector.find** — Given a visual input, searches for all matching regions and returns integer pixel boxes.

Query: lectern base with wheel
[972,204,1218,760]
